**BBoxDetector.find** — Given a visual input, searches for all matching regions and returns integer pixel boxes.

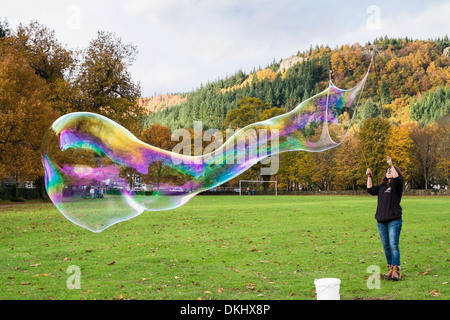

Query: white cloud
[135,61,198,95]
[379,1,450,39]
[339,1,450,47]
[124,0,279,63]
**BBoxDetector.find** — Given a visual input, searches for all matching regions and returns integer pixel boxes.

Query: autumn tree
[15,21,74,84]
[14,23,147,125]
[408,117,449,189]
[386,124,414,181]
[0,18,10,37]
[334,134,362,190]
[275,153,297,191]
[311,147,338,191]
[433,115,450,186]
[75,31,144,135]
[139,124,179,190]
[223,96,271,129]
[0,23,149,197]
[12,22,77,116]
[141,124,177,151]
[222,97,285,189]
[408,123,437,189]
[0,40,58,183]
[294,152,314,190]
[384,97,410,123]
[275,151,313,191]
[357,117,392,183]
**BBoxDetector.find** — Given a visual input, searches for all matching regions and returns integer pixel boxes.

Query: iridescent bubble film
[41,68,370,232]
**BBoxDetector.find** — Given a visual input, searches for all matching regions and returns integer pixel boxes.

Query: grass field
[0,195,448,300]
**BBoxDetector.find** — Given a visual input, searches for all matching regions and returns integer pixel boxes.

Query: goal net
[238,180,277,196]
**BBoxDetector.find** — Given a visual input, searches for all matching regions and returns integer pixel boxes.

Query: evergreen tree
[0,18,10,37]
[380,78,392,104]
[360,100,381,120]
[410,86,450,126]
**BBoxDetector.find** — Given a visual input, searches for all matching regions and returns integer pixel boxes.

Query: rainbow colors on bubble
[41,66,371,232]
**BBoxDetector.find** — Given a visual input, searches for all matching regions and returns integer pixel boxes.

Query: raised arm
[366,168,373,188]
[387,156,399,178]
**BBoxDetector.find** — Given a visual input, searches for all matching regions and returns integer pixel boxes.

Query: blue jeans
[377,219,402,266]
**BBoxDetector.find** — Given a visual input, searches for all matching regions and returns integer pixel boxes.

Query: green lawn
[0,195,448,300]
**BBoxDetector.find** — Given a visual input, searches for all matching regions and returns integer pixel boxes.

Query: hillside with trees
[0,18,448,196]
[145,37,450,190]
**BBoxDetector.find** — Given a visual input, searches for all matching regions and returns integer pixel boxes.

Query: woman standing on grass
[366,156,404,280]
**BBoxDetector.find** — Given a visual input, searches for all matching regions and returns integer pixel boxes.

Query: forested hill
[144,37,450,130]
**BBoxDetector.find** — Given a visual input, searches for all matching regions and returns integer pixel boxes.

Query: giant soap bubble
[42,65,371,232]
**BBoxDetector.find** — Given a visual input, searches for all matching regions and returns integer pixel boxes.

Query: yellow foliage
[384,97,410,123]
[0,40,59,180]
[220,68,277,94]
[139,94,187,113]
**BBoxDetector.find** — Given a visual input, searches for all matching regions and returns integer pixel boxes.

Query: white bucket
[314,278,341,300]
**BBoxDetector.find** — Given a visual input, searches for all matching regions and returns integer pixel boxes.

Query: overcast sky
[2,0,450,96]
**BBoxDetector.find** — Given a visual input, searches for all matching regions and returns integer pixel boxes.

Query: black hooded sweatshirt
[367,176,403,223]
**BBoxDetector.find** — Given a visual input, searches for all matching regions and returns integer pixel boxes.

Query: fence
[0,186,448,201]
[201,188,449,196]
[274,189,449,196]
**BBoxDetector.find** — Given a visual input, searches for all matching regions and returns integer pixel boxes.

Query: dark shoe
[391,265,400,281]
[383,264,393,280]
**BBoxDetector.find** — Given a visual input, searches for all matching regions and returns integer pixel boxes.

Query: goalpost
[239,180,277,196]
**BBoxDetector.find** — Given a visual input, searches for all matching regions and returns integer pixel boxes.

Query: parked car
[169,187,184,193]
